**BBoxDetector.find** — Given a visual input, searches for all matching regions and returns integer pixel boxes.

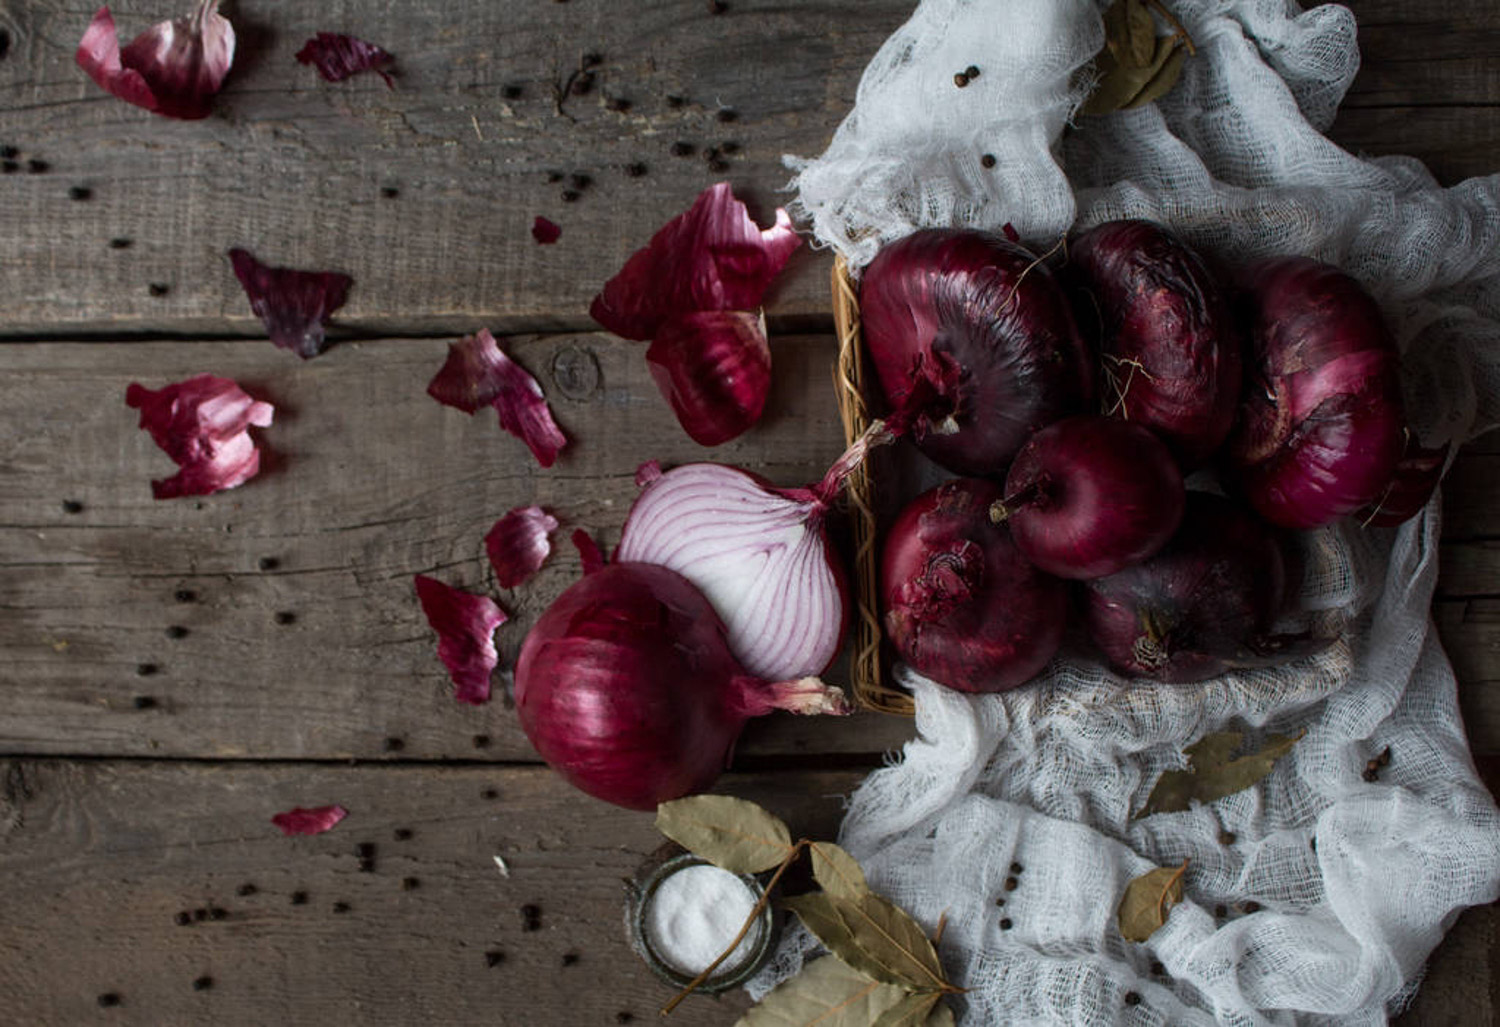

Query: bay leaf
[1124,37,1187,109]
[734,954,909,1027]
[1101,0,1157,68]
[925,999,957,1027]
[1135,729,1305,818]
[809,841,870,900]
[784,892,947,992]
[1117,860,1188,942]
[655,795,793,874]
[871,991,942,1027]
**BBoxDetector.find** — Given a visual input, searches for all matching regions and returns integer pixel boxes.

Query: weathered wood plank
[0,335,916,760]
[1393,902,1499,1027]
[0,760,862,1026]
[0,0,1497,337]
[1436,599,1500,757]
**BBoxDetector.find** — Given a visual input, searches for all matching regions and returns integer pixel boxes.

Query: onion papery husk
[77,1,235,120]
[646,310,772,447]
[860,228,1094,476]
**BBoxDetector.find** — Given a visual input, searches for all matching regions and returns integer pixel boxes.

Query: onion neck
[727,675,850,719]
[810,418,897,508]
[989,476,1049,523]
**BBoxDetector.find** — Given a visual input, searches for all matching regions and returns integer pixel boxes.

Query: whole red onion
[861,229,1094,475]
[997,415,1185,580]
[1069,219,1240,468]
[882,478,1068,693]
[1226,257,1406,529]
[515,562,847,810]
[1083,492,1289,683]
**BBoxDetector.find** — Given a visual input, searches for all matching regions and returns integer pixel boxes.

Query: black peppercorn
[258,557,280,571]
[291,891,309,905]
[381,186,400,199]
[333,901,351,914]
[274,611,297,625]
[1124,991,1141,1006]
[236,883,257,897]
[109,237,134,249]
[136,664,158,677]
[1010,862,1024,874]
[383,736,404,752]
[502,84,523,100]
[471,734,492,749]
[980,154,997,169]
[561,952,580,967]
[716,108,738,123]
[148,283,171,297]
[625,162,648,178]
[208,907,227,920]
[165,625,189,639]
[521,903,542,931]
[561,189,581,203]
[132,695,158,710]
[1003,876,1018,891]
[1242,900,1262,914]
[394,828,413,841]
[69,185,92,201]
[1218,830,1237,846]
[97,993,121,1008]
[606,96,631,113]
[965,65,981,79]
[999,917,1012,930]
[62,499,84,513]
[670,141,695,157]
[27,158,49,173]
[954,72,970,88]
[485,950,505,967]
[174,911,192,926]
[193,976,213,991]
[174,589,196,603]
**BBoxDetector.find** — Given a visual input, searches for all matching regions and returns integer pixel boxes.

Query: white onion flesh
[616,463,847,681]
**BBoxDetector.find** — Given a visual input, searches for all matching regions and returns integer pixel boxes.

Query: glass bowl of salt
[626,852,778,993]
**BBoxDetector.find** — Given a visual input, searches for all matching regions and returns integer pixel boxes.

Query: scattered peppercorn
[471,734,492,749]
[994,897,1006,907]
[1,160,18,174]
[561,952,580,967]
[546,171,564,183]
[62,499,84,513]
[605,96,631,113]
[208,907,227,920]
[569,173,592,190]
[136,664,158,677]
[582,52,603,68]
[357,842,376,861]
[174,911,192,926]
[1150,960,1166,976]
[999,918,1012,930]
[133,695,157,710]
[624,162,648,178]
[715,108,738,123]
[1009,862,1024,875]
[980,154,997,169]
[332,901,351,914]
[380,186,400,199]
[274,611,297,625]
[401,877,419,891]
[148,283,171,297]
[27,158,49,173]
[394,828,413,841]
[666,95,686,109]
[616,1014,636,1025]
[1242,901,1261,914]
[719,141,740,155]
[1218,830,1237,846]
[485,950,505,968]
[1003,877,1018,891]
[965,65,981,79]
[954,72,970,88]
[291,891,308,905]
[502,84,523,100]
[481,788,499,800]
[383,736,404,752]
[174,589,196,603]
[165,625,189,639]
[109,238,133,249]
[0,146,16,160]
[68,185,92,201]
[1124,991,1141,1007]
[192,976,213,991]
[670,141,695,157]
[521,903,542,931]
[194,908,208,921]
[258,557,280,571]
[236,883,257,897]
[97,993,121,1008]
[708,0,728,13]
[707,157,730,173]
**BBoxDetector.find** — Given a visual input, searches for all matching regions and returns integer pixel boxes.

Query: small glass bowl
[625,852,778,994]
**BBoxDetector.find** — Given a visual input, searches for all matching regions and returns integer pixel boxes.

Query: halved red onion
[1226,257,1406,529]
[571,529,606,575]
[77,1,235,119]
[615,462,848,681]
[271,804,348,836]
[228,249,353,360]
[646,310,771,446]
[532,216,562,245]
[295,32,394,87]
[485,506,558,589]
[125,374,273,499]
[426,329,568,467]
[414,574,507,705]
[589,182,801,341]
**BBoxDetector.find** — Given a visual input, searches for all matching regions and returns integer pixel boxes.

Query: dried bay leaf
[1136,729,1306,818]
[871,991,954,1027]
[784,892,946,992]
[656,795,793,874]
[1125,35,1187,109]
[734,954,909,1027]
[925,1000,957,1027]
[1083,0,1193,115]
[1103,0,1156,67]
[1118,860,1189,942]
[809,841,870,900]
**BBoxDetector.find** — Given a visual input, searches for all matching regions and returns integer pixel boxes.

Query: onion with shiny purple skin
[1226,257,1406,530]
[882,478,1068,693]
[995,415,1185,580]
[1083,492,1292,683]
[1069,219,1240,468]
[861,229,1094,475]
[514,562,848,810]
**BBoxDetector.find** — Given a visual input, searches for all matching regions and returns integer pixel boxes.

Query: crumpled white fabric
[751,1,1500,1023]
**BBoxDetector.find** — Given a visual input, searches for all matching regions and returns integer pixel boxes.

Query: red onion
[860,229,1094,475]
[882,478,1068,693]
[994,415,1184,579]
[514,562,848,810]
[1068,219,1241,468]
[1226,257,1406,529]
[1082,492,1290,683]
[1361,436,1450,527]
[614,457,854,681]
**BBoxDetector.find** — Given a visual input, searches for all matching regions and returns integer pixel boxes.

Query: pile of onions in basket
[865,222,1439,691]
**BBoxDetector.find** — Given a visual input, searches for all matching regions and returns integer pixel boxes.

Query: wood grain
[0,0,1497,337]
[0,334,921,760]
[0,759,861,1026]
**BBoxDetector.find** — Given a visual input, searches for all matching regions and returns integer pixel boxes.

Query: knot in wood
[551,343,601,400]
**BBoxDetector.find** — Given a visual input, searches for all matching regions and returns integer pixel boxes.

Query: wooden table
[0,1,1494,1023]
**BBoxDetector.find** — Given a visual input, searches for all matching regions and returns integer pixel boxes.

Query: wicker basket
[831,255,916,717]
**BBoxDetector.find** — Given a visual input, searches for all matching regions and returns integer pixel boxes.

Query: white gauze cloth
[750,1,1500,1024]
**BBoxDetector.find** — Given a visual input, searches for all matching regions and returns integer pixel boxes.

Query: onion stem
[989,478,1047,523]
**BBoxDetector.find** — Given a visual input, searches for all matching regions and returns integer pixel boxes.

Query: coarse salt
[643,863,763,977]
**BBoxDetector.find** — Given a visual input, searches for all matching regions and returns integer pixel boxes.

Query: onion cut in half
[615,462,849,681]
